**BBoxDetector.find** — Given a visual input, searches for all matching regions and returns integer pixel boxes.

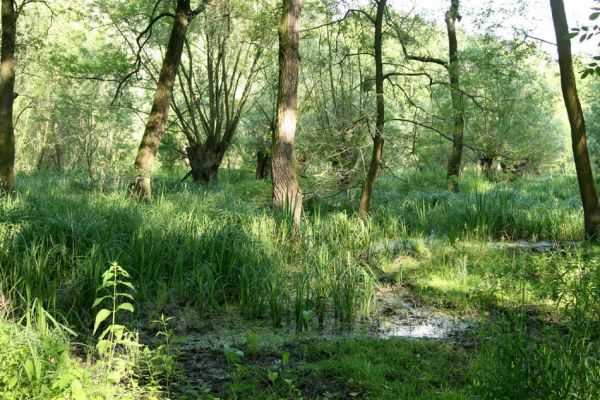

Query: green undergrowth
[0,171,598,398]
[217,338,472,399]
[0,317,141,399]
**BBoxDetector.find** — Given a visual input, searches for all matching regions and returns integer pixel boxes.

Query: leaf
[117,302,134,313]
[568,32,579,39]
[93,309,111,334]
[267,370,278,384]
[117,280,135,291]
[591,12,600,21]
[282,352,290,366]
[92,296,109,308]
[53,371,72,390]
[24,359,35,379]
[96,339,111,356]
[101,271,115,285]
[71,379,87,400]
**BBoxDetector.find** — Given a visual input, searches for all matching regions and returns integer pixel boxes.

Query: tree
[550,0,600,239]
[394,0,464,192]
[0,0,16,194]
[444,0,465,192]
[358,0,386,216]
[173,0,264,183]
[300,7,369,197]
[130,0,209,202]
[272,0,303,224]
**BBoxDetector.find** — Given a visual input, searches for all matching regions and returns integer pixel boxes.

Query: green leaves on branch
[92,262,137,360]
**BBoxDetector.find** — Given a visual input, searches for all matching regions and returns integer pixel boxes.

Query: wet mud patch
[168,287,475,397]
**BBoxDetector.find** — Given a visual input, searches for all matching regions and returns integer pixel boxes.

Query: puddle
[172,289,472,353]
[167,288,473,394]
[508,240,579,252]
[372,291,470,340]
[371,238,581,255]
[376,315,469,339]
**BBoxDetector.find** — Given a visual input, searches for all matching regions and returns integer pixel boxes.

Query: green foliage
[570,0,600,78]
[472,251,600,399]
[93,262,137,360]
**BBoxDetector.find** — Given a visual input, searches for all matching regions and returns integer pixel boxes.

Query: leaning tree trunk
[272,0,303,224]
[550,0,600,239]
[0,0,16,194]
[445,0,465,193]
[358,0,386,217]
[130,0,190,202]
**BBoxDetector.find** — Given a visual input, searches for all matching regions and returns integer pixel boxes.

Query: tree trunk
[186,142,223,183]
[36,119,50,171]
[550,0,600,239]
[54,143,62,172]
[479,155,495,179]
[358,0,386,217]
[256,148,271,180]
[130,0,191,202]
[0,0,16,194]
[272,0,303,224]
[445,0,465,193]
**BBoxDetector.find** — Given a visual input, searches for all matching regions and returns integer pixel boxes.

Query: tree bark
[550,0,600,239]
[130,0,191,202]
[256,148,271,180]
[0,0,16,194]
[36,120,50,171]
[272,0,303,224]
[186,142,223,183]
[445,0,465,193]
[54,142,62,172]
[358,0,386,217]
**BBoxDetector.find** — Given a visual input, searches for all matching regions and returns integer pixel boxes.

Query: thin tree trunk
[550,0,600,239]
[358,0,386,216]
[54,142,62,172]
[36,120,50,171]
[445,0,465,193]
[272,0,303,224]
[0,0,16,194]
[130,0,191,202]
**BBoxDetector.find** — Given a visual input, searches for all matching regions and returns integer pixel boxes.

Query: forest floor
[0,171,598,399]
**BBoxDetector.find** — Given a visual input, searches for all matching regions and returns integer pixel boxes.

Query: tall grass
[373,172,583,241]
[471,249,600,399]
[0,174,377,333]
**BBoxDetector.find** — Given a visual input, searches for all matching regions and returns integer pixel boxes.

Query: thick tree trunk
[479,155,495,179]
[358,0,386,217]
[0,0,16,194]
[550,0,600,239]
[130,0,190,202]
[272,0,303,224]
[550,0,600,240]
[186,142,223,183]
[445,0,465,193]
[256,148,271,180]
